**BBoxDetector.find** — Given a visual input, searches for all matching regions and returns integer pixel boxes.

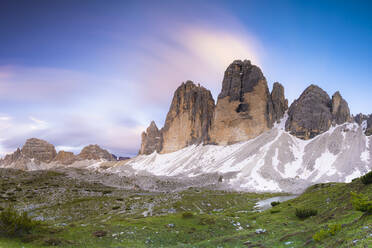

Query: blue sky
[0,0,371,156]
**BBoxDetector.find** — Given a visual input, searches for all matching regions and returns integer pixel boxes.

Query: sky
[0,0,371,157]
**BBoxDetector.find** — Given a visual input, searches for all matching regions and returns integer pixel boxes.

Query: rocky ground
[0,168,371,247]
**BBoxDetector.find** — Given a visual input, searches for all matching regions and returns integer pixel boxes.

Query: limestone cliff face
[161,81,215,153]
[139,121,163,155]
[21,138,57,163]
[286,85,351,139]
[209,60,275,145]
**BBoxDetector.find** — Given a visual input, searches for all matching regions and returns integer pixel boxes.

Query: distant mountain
[1,59,371,193]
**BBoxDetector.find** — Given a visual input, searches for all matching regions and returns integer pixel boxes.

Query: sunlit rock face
[54,151,77,165]
[161,81,215,153]
[139,121,163,155]
[286,85,351,140]
[209,60,275,145]
[21,138,57,163]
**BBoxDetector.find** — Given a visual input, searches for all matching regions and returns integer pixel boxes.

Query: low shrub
[198,216,215,225]
[112,206,120,210]
[182,212,194,219]
[313,224,341,242]
[295,208,318,219]
[0,207,39,237]
[360,171,372,185]
[351,192,372,213]
[271,201,280,207]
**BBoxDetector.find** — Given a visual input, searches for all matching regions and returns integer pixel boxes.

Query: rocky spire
[286,85,351,139]
[271,82,288,122]
[331,91,350,124]
[139,121,163,155]
[209,60,275,145]
[161,81,215,153]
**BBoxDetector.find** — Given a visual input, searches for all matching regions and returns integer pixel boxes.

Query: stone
[139,121,163,155]
[78,145,114,161]
[285,85,333,139]
[161,81,215,153]
[21,138,57,163]
[331,91,350,124]
[271,82,288,122]
[54,151,77,165]
[210,60,275,145]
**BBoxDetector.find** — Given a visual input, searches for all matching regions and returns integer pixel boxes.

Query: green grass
[0,168,371,247]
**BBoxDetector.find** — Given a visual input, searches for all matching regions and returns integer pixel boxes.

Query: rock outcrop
[209,60,275,145]
[271,82,288,122]
[54,151,77,165]
[78,145,114,161]
[286,85,351,139]
[332,91,350,124]
[139,121,163,155]
[161,81,215,153]
[21,138,57,163]
[354,114,372,136]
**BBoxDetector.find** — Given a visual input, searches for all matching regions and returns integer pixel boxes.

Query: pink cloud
[132,25,262,107]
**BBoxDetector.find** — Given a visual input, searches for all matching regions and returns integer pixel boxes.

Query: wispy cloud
[133,25,262,106]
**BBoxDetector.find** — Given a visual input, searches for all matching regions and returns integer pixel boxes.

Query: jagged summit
[139,121,162,155]
[139,80,215,154]
[21,138,57,163]
[0,138,116,169]
[285,84,351,139]
[139,60,357,154]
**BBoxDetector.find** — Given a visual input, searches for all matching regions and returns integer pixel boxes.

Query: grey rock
[286,85,333,139]
[139,121,163,155]
[218,60,266,101]
[331,91,350,124]
[271,82,288,122]
[354,113,372,136]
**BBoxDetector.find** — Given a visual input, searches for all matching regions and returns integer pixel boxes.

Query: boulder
[210,60,275,145]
